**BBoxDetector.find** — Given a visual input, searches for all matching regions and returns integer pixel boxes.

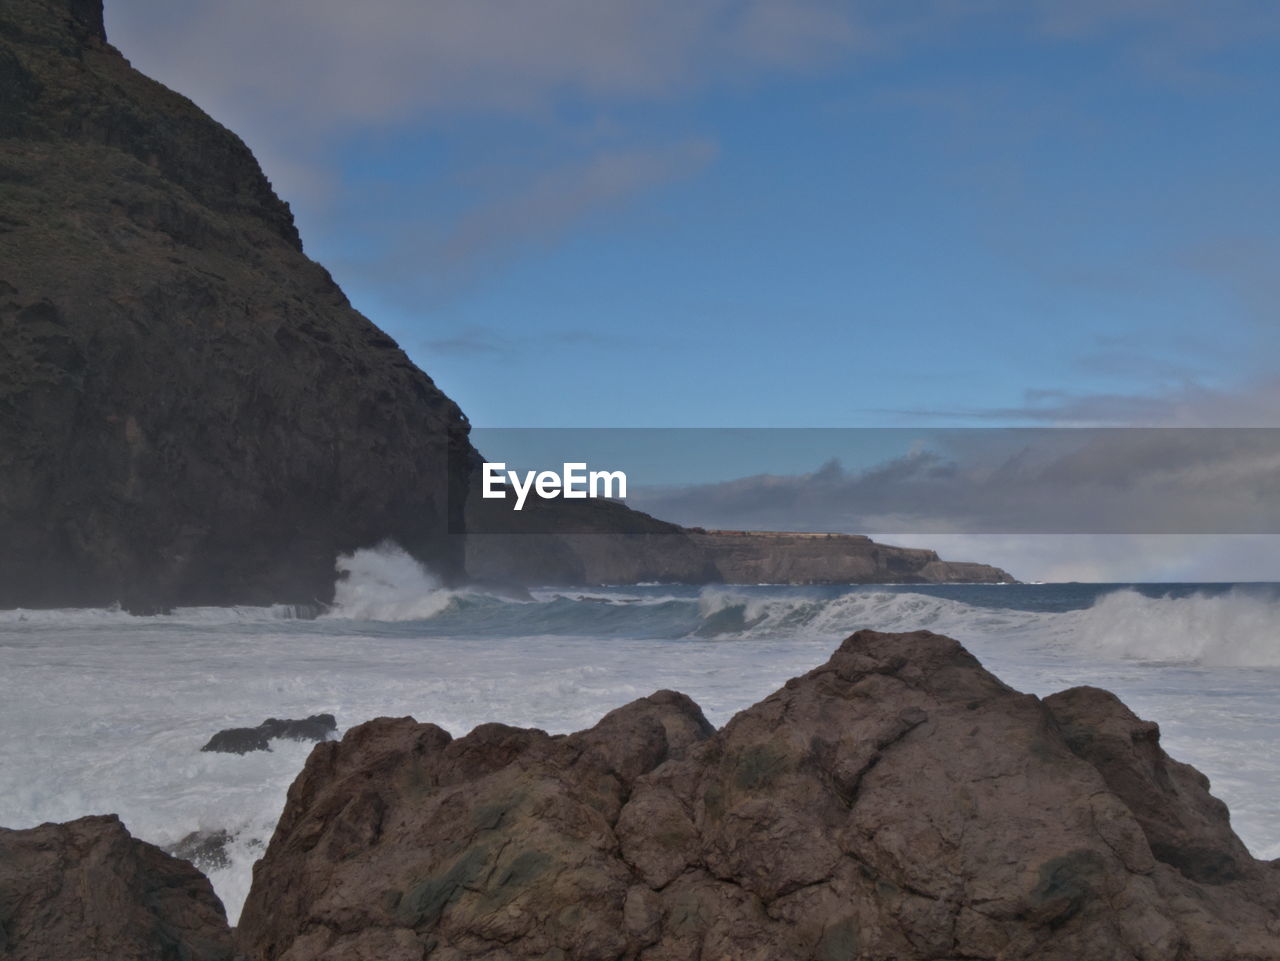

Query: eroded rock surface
[237,630,1280,960]
[0,814,234,960]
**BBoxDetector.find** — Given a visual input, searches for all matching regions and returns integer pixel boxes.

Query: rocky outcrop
[236,630,1278,960]
[0,813,234,960]
[465,523,1015,586]
[0,0,475,610]
[688,529,1014,584]
[201,713,338,754]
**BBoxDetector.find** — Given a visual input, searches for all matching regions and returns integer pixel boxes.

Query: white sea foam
[3,579,1279,925]
[325,542,457,621]
[1072,588,1280,667]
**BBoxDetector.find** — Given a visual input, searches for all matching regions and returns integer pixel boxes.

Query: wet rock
[0,814,234,960]
[202,713,337,754]
[167,829,234,872]
[237,630,1280,960]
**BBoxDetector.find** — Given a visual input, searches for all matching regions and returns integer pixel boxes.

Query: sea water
[2,545,1279,923]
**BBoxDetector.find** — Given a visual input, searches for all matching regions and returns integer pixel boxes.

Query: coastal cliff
[464,498,1015,585]
[0,0,475,610]
[0,0,1012,609]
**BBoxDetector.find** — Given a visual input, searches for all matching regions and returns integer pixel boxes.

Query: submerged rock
[201,713,337,754]
[0,814,234,960]
[237,630,1280,960]
[167,829,234,872]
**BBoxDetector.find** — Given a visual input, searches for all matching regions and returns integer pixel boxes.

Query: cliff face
[236,630,1280,960]
[0,0,475,609]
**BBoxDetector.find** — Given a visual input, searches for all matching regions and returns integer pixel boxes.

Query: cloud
[626,429,1280,535]
[883,533,1280,582]
[106,0,861,146]
[419,323,691,358]
[881,376,1280,426]
[439,140,718,268]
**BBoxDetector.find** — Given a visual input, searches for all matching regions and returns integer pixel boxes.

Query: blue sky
[102,2,1280,579]
[106,0,1280,430]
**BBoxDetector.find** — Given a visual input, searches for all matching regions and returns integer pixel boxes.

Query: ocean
[2,545,1278,924]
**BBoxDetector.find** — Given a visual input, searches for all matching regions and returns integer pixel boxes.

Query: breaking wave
[1073,588,1280,667]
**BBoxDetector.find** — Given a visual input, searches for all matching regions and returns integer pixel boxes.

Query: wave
[692,587,1046,640]
[0,603,309,626]
[691,586,1280,667]
[1072,588,1280,668]
[325,542,461,621]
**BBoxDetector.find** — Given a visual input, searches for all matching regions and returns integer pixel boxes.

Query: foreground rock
[201,713,337,754]
[0,814,234,960]
[237,630,1279,960]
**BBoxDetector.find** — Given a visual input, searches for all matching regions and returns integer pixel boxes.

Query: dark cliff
[0,0,475,609]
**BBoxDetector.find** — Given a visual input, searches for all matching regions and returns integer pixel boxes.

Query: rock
[0,813,234,960]
[167,829,234,872]
[465,500,1016,587]
[202,713,337,754]
[1044,686,1259,885]
[0,0,476,610]
[236,630,1279,960]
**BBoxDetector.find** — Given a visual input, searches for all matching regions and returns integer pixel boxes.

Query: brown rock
[237,630,1280,960]
[0,813,234,960]
[1044,685,1259,885]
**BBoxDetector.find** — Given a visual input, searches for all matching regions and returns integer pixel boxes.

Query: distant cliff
[465,495,1015,585]
[0,0,475,609]
[688,529,1015,584]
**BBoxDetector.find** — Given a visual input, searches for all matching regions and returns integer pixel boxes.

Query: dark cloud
[880,377,1280,426]
[626,428,1280,534]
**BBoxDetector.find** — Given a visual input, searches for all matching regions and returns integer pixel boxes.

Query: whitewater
[3,545,1279,924]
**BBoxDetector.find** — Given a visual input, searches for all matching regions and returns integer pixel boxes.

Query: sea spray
[1075,587,1280,667]
[326,542,456,621]
[4,580,1280,922]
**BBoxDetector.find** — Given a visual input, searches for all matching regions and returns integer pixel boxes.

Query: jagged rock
[0,813,234,960]
[0,0,475,610]
[236,630,1280,960]
[1044,686,1260,885]
[201,713,337,754]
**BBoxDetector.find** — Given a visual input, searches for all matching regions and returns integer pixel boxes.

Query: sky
[103,1,1280,579]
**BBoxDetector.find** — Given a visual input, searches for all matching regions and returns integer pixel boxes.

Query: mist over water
[3,544,1279,923]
